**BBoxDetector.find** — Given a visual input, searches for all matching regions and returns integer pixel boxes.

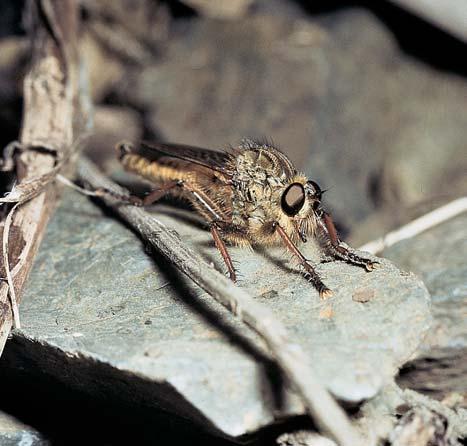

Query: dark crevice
[0,334,316,445]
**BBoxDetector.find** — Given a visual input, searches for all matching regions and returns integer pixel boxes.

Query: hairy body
[116,139,378,297]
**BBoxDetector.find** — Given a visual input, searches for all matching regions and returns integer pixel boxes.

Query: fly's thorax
[231,158,288,225]
[234,148,291,182]
[231,148,292,202]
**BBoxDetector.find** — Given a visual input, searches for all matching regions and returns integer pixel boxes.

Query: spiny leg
[273,222,332,299]
[162,184,239,282]
[319,211,378,271]
[93,180,181,206]
[93,176,241,282]
[210,223,237,282]
[141,180,183,205]
[210,220,251,282]
[117,185,236,284]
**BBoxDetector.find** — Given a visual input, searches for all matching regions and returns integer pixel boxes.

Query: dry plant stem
[2,203,21,328]
[0,0,87,353]
[388,0,467,44]
[56,174,103,197]
[77,156,365,446]
[0,154,56,344]
[359,197,467,254]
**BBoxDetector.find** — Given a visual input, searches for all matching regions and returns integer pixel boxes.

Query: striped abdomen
[119,152,199,184]
[118,148,234,223]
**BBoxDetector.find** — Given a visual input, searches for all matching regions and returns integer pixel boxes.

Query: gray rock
[129,12,386,228]
[117,8,467,237]
[384,214,467,351]
[384,214,467,406]
[308,9,467,220]
[395,348,467,406]
[0,411,48,446]
[124,14,326,167]
[3,189,431,439]
[179,0,255,19]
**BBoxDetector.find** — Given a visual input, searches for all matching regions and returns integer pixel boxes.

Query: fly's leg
[273,222,332,299]
[209,220,250,282]
[96,177,240,283]
[162,184,239,282]
[140,180,183,205]
[210,223,237,282]
[92,173,241,283]
[92,180,182,206]
[319,211,379,271]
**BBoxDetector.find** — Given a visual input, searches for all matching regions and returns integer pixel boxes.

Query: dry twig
[2,203,21,328]
[359,197,467,254]
[0,0,89,352]
[77,156,365,446]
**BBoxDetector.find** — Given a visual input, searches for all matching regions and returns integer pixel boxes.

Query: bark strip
[0,0,88,352]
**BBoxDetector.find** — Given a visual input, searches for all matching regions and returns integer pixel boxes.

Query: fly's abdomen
[119,152,194,184]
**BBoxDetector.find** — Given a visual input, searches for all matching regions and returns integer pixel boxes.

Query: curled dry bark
[0,0,89,352]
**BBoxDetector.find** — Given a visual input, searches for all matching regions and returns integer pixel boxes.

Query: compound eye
[281,183,305,216]
[307,180,322,200]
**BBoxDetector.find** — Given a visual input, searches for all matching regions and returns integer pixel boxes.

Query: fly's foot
[319,255,335,264]
[329,244,381,273]
[128,196,144,206]
[319,287,333,300]
[303,268,332,299]
[228,269,237,283]
[365,260,380,272]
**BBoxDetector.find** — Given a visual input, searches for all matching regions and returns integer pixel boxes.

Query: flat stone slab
[0,411,48,446]
[384,213,467,351]
[384,214,467,405]
[10,190,431,438]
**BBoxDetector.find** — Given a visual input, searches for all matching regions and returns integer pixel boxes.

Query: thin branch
[2,203,21,328]
[56,174,103,197]
[359,197,467,254]
[77,156,365,446]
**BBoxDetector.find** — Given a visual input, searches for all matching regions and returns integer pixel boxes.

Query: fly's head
[278,178,323,243]
[304,180,323,214]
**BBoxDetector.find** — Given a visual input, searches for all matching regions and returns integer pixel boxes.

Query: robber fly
[111,139,378,298]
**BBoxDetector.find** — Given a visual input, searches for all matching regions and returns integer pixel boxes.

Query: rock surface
[116,7,467,237]
[0,411,48,446]
[2,190,431,439]
[179,0,255,19]
[384,214,467,352]
[384,214,467,405]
